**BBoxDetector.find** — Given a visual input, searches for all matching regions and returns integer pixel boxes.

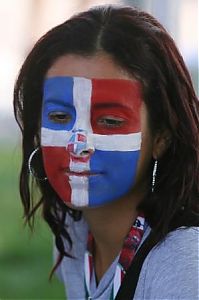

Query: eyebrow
[92,102,132,110]
[44,98,73,107]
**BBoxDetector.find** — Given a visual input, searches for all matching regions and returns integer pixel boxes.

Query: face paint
[41,76,142,207]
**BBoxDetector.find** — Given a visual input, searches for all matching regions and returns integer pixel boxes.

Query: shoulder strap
[115,231,156,300]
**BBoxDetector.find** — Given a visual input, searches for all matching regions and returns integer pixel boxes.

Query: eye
[48,111,72,124]
[97,116,125,128]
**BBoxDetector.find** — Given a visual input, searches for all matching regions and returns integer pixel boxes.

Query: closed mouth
[65,170,102,177]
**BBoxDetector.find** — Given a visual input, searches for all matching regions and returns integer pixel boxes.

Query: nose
[66,130,94,158]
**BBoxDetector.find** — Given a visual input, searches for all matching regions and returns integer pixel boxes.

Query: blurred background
[0,0,197,298]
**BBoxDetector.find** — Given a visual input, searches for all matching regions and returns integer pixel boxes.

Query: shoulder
[135,227,199,300]
[152,226,198,254]
[150,226,199,259]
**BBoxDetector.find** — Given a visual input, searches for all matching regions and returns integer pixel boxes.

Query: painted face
[41,76,142,207]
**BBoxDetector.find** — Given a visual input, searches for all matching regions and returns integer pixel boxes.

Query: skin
[46,53,164,283]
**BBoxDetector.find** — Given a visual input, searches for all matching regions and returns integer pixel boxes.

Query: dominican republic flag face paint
[41,76,142,207]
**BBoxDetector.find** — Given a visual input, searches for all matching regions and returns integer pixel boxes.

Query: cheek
[42,147,70,172]
[42,147,72,203]
[88,150,140,206]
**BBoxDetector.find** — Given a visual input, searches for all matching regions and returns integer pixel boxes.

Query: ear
[152,129,171,160]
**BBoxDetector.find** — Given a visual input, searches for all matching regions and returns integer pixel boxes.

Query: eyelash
[48,112,72,124]
[97,116,125,128]
[48,112,125,128]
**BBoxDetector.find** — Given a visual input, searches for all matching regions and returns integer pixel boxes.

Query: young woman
[14,5,199,300]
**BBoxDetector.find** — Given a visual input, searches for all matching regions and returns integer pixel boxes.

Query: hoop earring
[28,147,47,181]
[152,160,158,192]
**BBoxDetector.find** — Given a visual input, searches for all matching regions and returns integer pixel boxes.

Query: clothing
[85,215,145,299]
[54,215,199,300]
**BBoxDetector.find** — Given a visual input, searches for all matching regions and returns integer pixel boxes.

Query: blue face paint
[89,150,140,206]
[41,76,142,208]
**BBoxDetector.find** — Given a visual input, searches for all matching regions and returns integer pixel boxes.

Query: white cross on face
[41,76,142,207]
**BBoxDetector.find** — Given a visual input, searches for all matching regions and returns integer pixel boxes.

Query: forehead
[43,76,142,110]
[45,54,131,79]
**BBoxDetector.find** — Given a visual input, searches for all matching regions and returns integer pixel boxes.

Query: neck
[83,194,141,283]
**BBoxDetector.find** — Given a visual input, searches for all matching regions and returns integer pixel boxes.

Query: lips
[64,169,102,177]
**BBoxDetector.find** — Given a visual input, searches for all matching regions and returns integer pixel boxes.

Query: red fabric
[86,214,145,275]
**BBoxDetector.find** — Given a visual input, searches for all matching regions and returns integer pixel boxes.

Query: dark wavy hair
[13,5,199,270]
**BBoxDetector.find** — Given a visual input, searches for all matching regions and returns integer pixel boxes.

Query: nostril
[81,150,89,155]
[80,149,94,156]
[67,130,94,158]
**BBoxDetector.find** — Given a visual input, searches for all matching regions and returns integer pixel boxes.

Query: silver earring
[152,160,158,192]
[28,147,47,181]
